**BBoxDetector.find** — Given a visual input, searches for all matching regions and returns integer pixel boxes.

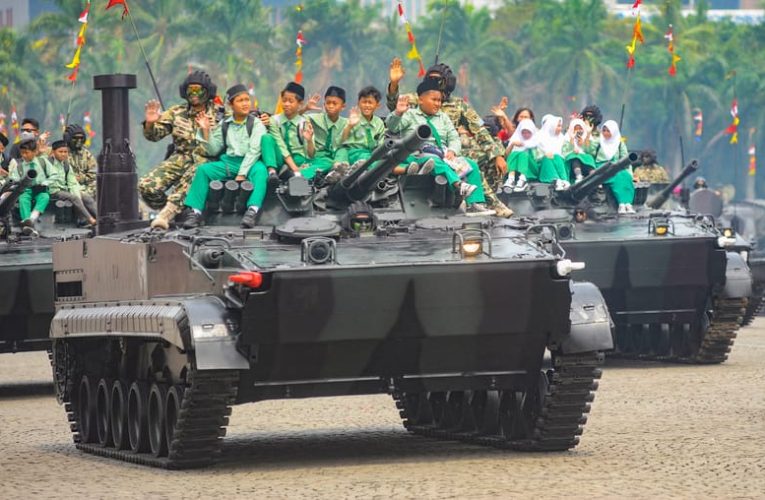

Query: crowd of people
[0,57,673,233]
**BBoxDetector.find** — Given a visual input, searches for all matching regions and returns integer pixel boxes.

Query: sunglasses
[21,128,37,132]
[186,86,207,97]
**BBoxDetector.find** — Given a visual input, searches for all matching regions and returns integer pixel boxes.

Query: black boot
[182,211,204,229]
[240,207,259,228]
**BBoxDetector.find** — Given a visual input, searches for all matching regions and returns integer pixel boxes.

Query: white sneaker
[502,176,515,193]
[406,161,420,175]
[513,175,528,192]
[560,180,571,190]
[553,179,566,191]
[466,203,496,216]
[458,182,477,198]
[418,158,436,176]
[625,203,636,214]
[618,204,628,214]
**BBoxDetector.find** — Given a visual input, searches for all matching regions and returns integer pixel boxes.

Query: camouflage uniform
[68,147,97,197]
[633,164,670,183]
[138,103,221,210]
[387,90,508,211]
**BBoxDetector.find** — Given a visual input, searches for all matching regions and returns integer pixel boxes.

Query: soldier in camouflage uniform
[64,124,98,197]
[385,58,512,217]
[139,71,223,229]
[633,149,670,183]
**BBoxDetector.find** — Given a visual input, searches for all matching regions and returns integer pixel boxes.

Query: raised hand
[301,120,314,141]
[348,106,361,127]
[389,57,406,85]
[144,99,161,124]
[259,113,270,128]
[395,95,409,116]
[195,112,210,131]
[306,93,322,112]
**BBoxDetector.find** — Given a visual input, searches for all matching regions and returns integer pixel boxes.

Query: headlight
[462,239,483,256]
[555,259,586,277]
[722,227,735,238]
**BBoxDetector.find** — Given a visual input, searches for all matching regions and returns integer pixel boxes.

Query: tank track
[392,351,603,452]
[612,296,747,364]
[67,369,238,469]
[741,284,764,327]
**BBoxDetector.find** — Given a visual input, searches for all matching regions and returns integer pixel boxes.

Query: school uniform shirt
[386,107,461,154]
[307,112,348,155]
[47,157,83,195]
[342,115,386,151]
[9,156,55,187]
[199,116,267,177]
[269,113,308,159]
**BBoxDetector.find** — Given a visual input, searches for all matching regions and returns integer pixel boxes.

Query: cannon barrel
[237,181,254,214]
[221,180,239,214]
[565,152,640,204]
[206,180,224,212]
[328,124,431,206]
[0,169,37,218]
[646,159,699,209]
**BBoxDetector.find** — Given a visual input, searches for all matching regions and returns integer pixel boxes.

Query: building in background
[606,0,764,24]
[0,0,57,30]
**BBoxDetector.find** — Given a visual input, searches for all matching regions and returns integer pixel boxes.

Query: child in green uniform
[48,140,97,225]
[304,86,349,180]
[387,78,491,214]
[340,86,386,166]
[184,84,269,229]
[503,119,539,192]
[265,82,314,179]
[593,120,635,214]
[11,138,54,234]
[562,118,596,183]
[537,115,570,190]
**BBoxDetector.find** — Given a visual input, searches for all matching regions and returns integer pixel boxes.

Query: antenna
[434,2,448,65]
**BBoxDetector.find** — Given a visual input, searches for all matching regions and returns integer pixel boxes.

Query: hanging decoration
[295,30,305,84]
[664,24,681,76]
[10,107,19,143]
[83,111,95,147]
[692,108,703,142]
[397,1,426,77]
[748,128,756,177]
[725,99,739,145]
[625,1,644,69]
[65,1,90,82]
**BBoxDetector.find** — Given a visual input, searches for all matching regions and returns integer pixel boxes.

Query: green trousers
[539,154,569,183]
[185,154,267,211]
[506,150,540,181]
[260,135,311,177]
[403,155,485,204]
[598,163,635,204]
[565,152,596,177]
[346,147,373,165]
[18,189,50,220]
[302,148,349,180]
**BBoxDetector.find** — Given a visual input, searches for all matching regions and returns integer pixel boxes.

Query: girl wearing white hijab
[562,118,597,183]
[537,115,569,189]
[503,118,540,192]
[594,119,635,214]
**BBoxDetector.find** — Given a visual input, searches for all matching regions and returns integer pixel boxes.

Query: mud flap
[722,252,752,299]
[183,296,250,371]
[558,281,614,354]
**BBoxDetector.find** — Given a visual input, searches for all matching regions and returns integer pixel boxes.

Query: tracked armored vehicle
[500,157,751,363]
[0,149,92,354]
[50,75,613,469]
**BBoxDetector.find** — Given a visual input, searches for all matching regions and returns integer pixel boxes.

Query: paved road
[1,321,764,499]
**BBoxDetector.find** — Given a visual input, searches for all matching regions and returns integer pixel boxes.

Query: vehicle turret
[646,160,699,209]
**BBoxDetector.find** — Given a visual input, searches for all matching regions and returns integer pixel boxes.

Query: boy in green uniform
[183,84,269,229]
[265,82,314,179]
[339,86,386,165]
[387,79,492,214]
[11,138,55,235]
[303,86,349,180]
[48,140,97,226]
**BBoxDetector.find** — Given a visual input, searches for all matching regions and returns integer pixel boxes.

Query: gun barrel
[221,180,239,214]
[330,124,431,205]
[647,159,699,209]
[566,152,640,203]
[0,169,37,217]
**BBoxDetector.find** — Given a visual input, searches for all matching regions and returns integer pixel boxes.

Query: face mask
[70,136,85,149]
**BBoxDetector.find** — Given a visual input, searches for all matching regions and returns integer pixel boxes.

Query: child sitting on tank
[11,137,55,235]
[386,78,492,215]
[182,84,269,229]
[562,118,596,183]
[503,119,539,192]
[48,140,97,226]
[592,120,635,214]
[302,86,350,182]
[536,115,570,190]
[266,82,315,180]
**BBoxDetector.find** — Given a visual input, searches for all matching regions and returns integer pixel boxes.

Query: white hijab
[508,118,538,152]
[538,115,564,156]
[599,120,622,160]
[566,118,588,154]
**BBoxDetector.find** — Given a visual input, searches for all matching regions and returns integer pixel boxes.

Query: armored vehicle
[500,157,751,363]
[0,155,91,353]
[50,75,613,468]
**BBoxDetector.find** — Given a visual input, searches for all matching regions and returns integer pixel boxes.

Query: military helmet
[693,176,708,190]
[580,105,603,127]
[179,70,217,102]
[63,123,86,144]
[425,63,456,98]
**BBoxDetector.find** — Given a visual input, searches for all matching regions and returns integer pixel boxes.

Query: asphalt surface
[1,320,764,499]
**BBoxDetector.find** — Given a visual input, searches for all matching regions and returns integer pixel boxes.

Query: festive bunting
[59,114,66,132]
[397,1,426,77]
[625,2,644,69]
[105,0,129,20]
[295,30,305,84]
[65,2,90,82]
[84,111,95,147]
[664,24,681,76]
[725,99,739,144]
[0,112,6,136]
[749,144,756,177]
[693,108,703,142]
[10,107,19,143]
